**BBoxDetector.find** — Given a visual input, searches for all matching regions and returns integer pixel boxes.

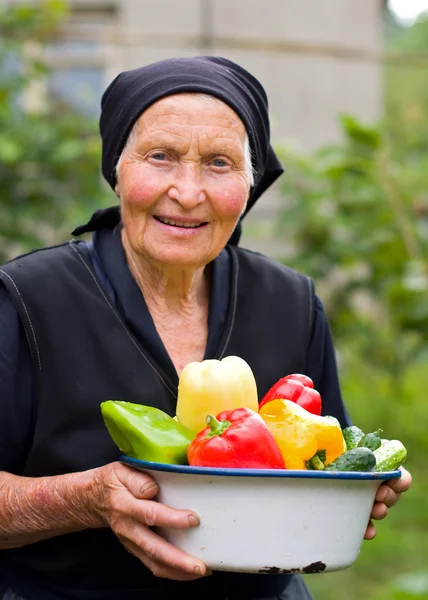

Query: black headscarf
[73,56,284,245]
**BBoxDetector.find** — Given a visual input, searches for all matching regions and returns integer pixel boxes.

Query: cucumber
[373,440,407,472]
[306,450,327,470]
[358,429,383,451]
[325,447,376,472]
[342,425,365,451]
[315,449,327,463]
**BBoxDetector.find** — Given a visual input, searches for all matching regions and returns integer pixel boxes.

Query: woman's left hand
[364,467,412,540]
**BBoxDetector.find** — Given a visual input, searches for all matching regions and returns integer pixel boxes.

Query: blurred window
[48,39,99,56]
[48,66,104,117]
[45,6,117,117]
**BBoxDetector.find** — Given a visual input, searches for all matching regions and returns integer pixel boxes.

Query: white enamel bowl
[120,455,400,575]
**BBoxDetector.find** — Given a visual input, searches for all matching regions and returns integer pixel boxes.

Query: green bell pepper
[101,400,195,464]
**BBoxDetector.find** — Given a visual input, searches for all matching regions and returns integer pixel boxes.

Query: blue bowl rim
[120,454,401,480]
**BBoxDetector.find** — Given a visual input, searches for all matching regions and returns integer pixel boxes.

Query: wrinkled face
[115,94,251,268]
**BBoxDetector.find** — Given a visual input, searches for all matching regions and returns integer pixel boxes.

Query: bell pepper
[101,401,195,464]
[259,399,345,470]
[187,407,286,469]
[176,356,259,434]
[259,373,322,415]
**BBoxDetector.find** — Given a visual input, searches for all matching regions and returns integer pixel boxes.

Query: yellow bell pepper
[259,399,346,470]
[176,356,259,433]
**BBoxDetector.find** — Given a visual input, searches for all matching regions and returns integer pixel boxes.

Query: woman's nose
[167,165,206,208]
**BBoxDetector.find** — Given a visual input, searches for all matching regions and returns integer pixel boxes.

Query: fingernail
[193,565,202,576]
[140,481,158,494]
[188,514,200,527]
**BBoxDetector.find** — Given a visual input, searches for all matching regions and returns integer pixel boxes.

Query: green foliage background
[279,117,428,597]
[276,12,428,600]
[0,1,110,261]
[1,2,427,599]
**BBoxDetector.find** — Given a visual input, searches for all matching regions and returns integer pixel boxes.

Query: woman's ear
[114,182,120,197]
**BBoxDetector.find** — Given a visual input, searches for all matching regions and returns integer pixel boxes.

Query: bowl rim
[120,454,401,480]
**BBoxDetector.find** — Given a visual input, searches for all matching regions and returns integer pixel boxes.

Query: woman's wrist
[55,466,109,530]
[0,467,108,549]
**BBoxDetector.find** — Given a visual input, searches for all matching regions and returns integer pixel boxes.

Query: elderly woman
[0,57,411,600]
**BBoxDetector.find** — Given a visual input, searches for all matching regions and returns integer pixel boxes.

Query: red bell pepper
[259,373,322,416]
[187,407,286,469]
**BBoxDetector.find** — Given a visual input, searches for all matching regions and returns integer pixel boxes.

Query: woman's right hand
[93,461,209,581]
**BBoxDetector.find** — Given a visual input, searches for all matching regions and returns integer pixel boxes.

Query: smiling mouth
[154,216,207,229]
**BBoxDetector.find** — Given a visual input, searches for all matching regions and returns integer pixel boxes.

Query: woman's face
[115,94,251,268]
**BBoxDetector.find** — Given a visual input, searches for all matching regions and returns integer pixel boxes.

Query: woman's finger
[364,520,377,540]
[113,463,160,499]
[387,467,412,494]
[122,538,209,581]
[370,502,389,520]
[129,522,208,576]
[375,484,401,508]
[109,463,201,527]
[130,498,200,530]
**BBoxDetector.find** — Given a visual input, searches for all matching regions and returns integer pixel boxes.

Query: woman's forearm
[0,469,105,549]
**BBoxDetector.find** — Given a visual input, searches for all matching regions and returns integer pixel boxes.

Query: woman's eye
[212,158,228,168]
[150,152,167,161]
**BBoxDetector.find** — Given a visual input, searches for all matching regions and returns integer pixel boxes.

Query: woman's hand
[364,467,412,540]
[94,461,209,581]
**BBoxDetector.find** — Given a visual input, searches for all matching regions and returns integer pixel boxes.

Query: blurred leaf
[340,114,382,150]
[0,136,22,163]
[54,139,86,162]
[393,571,428,596]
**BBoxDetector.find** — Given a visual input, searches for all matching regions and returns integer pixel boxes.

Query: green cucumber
[325,447,376,472]
[342,425,365,451]
[373,440,407,472]
[306,450,327,470]
[358,429,383,451]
